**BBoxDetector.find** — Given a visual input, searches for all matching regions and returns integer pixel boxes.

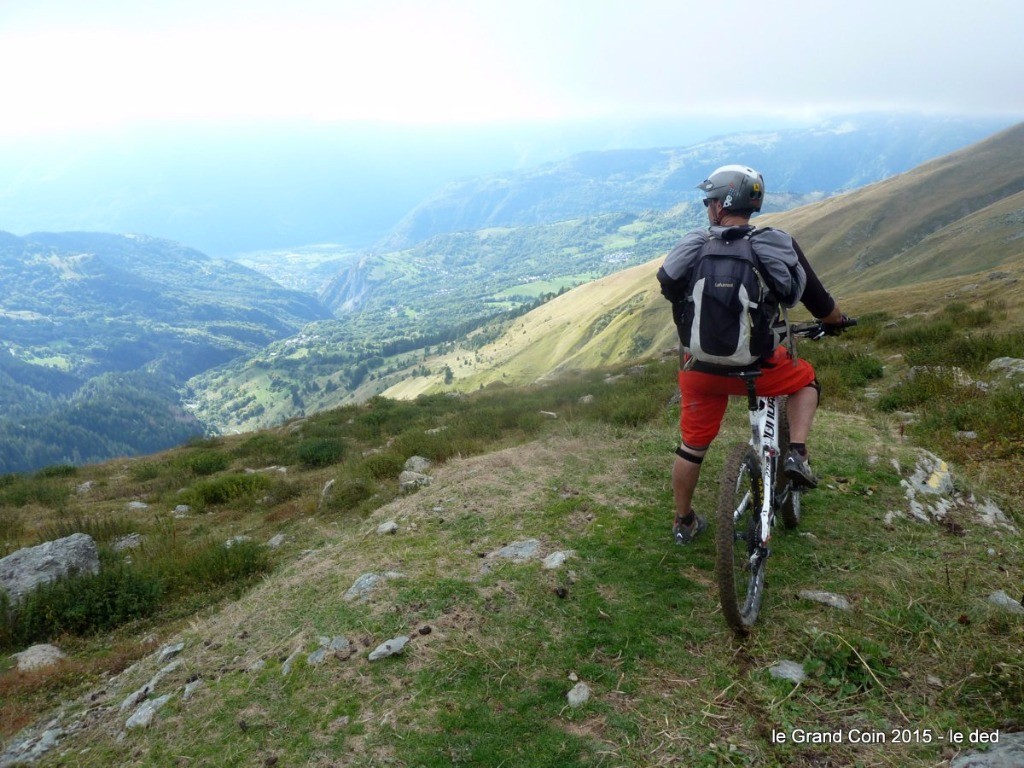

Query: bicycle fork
[741,380,781,564]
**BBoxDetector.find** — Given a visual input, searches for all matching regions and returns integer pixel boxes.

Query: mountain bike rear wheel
[715,442,767,635]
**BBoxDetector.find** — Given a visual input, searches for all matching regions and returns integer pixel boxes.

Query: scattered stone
[404,456,432,473]
[125,694,173,730]
[489,539,541,562]
[988,591,1024,616]
[769,660,807,685]
[127,501,149,511]
[12,644,66,672]
[578,395,595,405]
[543,550,576,570]
[224,536,252,549]
[950,731,1024,768]
[307,648,328,666]
[566,682,591,707]
[0,533,100,604]
[281,650,302,676]
[173,505,191,517]
[112,533,144,552]
[267,534,287,549]
[182,679,204,701]
[158,643,185,664]
[344,572,405,601]
[799,590,853,611]
[907,450,954,496]
[425,426,448,435]
[120,661,182,712]
[955,431,978,440]
[369,636,409,661]
[377,521,399,535]
[399,471,431,492]
[987,357,1024,378]
[76,481,95,494]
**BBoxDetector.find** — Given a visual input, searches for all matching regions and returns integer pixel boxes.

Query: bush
[178,472,275,510]
[1,564,165,649]
[36,514,138,545]
[173,449,231,477]
[297,438,347,469]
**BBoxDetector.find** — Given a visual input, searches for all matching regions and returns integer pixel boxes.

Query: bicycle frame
[739,379,783,549]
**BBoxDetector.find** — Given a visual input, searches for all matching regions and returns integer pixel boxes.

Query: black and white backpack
[677,229,782,369]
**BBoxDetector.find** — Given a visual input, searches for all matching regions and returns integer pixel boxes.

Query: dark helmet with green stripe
[697,165,765,213]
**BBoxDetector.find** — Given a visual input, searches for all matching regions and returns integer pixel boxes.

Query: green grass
[1,339,1021,766]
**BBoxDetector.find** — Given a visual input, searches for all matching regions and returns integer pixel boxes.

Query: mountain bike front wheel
[715,442,767,636]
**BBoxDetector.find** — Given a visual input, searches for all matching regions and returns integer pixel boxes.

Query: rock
[769,660,806,684]
[799,590,853,611]
[972,496,1018,532]
[368,636,409,661]
[399,471,431,492]
[12,644,66,672]
[281,650,302,676]
[490,539,541,562]
[988,591,1024,615]
[542,551,576,570]
[578,395,595,405]
[950,731,1024,767]
[267,534,287,549]
[76,481,95,494]
[987,357,1024,378]
[307,648,328,665]
[182,679,204,701]
[113,533,144,552]
[158,643,185,664]
[173,505,191,517]
[0,533,100,604]
[127,501,149,511]
[377,521,399,535]
[403,456,432,473]
[566,682,591,707]
[125,694,173,729]
[344,572,405,602]
[120,661,182,712]
[907,450,954,495]
[224,536,252,549]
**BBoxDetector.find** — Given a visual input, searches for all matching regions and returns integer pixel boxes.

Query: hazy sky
[2,0,1023,138]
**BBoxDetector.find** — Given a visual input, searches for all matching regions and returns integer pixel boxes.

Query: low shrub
[0,564,165,649]
[178,472,275,510]
[173,449,231,477]
[296,437,347,469]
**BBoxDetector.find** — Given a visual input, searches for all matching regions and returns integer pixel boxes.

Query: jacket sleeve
[792,239,837,318]
[656,230,709,302]
[750,228,806,308]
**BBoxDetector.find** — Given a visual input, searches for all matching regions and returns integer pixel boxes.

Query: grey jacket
[657,225,807,308]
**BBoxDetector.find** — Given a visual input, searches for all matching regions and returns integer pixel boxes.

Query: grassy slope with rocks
[1,334,1022,766]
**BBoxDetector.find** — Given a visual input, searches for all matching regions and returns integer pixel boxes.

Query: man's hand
[822,314,853,336]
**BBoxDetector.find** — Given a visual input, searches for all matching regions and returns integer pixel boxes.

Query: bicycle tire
[776,395,801,529]
[715,442,767,636]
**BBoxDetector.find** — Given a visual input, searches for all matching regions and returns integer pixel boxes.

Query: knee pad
[675,446,705,465]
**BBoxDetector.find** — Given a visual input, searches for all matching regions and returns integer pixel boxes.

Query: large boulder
[0,533,100,604]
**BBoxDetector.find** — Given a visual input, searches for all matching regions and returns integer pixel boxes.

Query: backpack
[676,229,781,368]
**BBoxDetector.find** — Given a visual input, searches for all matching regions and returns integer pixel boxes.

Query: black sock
[789,443,808,457]
[678,510,696,527]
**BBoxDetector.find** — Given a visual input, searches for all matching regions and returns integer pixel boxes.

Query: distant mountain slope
[382,115,1012,250]
[380,122,1024,397]
[757,122,1024,293]
[0,232,333,472]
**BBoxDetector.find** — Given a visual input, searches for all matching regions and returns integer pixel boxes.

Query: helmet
[696,165,765,212]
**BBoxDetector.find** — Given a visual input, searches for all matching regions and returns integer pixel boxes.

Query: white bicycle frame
[735,385,784,549]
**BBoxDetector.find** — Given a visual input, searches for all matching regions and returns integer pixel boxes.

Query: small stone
[566,682,591,707]
[799,590,853,611]
[988,590,1024,615]
[182,679,204,701]
[127,501,149,510]
[769,660,806,684]
[377,521,399,535]
[543,550,576,570]
[158,643,185,664]
[125,694,173,729]
[267,534,287,549]
[369,636,409,661]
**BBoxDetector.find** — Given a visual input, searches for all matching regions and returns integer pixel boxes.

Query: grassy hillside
[758,122,1024,292]
[2,349,1021,766]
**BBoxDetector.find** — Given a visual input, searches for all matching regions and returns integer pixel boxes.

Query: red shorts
[678,346,817,448]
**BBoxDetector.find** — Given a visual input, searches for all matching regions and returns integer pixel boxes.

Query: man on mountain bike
[657,165,848,545]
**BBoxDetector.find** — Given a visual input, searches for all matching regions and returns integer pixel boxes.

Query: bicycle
[714,319,856,636]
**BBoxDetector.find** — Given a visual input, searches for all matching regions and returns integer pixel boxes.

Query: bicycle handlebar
[790,316,858,341]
